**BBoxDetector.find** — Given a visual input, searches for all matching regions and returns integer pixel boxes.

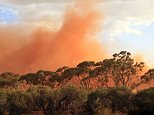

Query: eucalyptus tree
[86,51,145,88]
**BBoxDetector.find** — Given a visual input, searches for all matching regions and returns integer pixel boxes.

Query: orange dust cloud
[0,2,106,74]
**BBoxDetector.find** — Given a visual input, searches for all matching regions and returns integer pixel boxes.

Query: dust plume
[0,2,106,74]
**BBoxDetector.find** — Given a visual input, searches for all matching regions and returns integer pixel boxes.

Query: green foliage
[49,74,65,82]
[27,85,51,113]
[17,51,153,90]
[130,87,154,115]
[77,61,95,68]
[141,69,154,84]
[8,91,34,115]
[88,87,111,113]
[109,86,131,113]
[0,51,153,114]
[56,66,69,72]
[0,89,8,114]
[0,72,20,88]
[37,70,54,76]
[55,67,91,83]
[93,51,144,87]
[63,68,77,77]
[47,86,88,114]
[19,70,57,85]
[19,73,44,85]
[0,85,153,115]
[88,86,131,114]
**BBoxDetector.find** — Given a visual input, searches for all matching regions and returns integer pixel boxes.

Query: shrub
[129,87,154,115]
[88,86,131,114]
[46,86,88,115]
[8,91,33,115]
[109,86,131,113]
[88,87,111,113]
[27,85,51,114]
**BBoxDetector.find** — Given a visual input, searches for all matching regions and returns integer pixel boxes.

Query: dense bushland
[0,86,154,115]
[0,51,153,115]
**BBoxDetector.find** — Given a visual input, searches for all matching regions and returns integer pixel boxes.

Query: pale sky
[0,0,154,67]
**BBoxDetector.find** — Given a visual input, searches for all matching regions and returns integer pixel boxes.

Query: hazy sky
[0,0,154,68]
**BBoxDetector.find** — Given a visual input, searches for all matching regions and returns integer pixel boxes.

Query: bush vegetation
[0,51,153,115]
[0,86,153,115]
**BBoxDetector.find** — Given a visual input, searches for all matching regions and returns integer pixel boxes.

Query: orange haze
[0,3,106,74]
